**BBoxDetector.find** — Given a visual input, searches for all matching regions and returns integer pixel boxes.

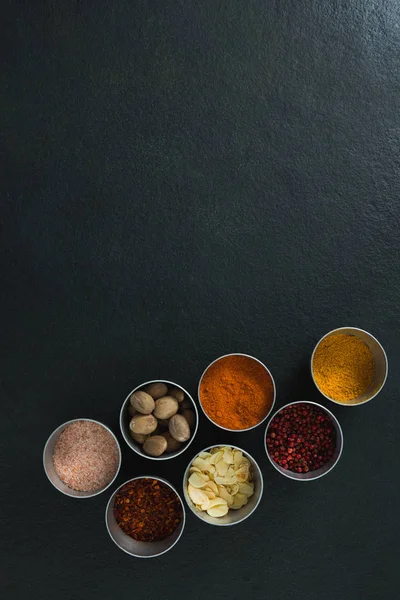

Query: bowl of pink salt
[43,418,121,498]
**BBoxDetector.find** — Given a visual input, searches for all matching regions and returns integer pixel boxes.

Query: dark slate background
[2,1,399,599]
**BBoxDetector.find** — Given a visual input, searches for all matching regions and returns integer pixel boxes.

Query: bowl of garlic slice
[182,445,263,526]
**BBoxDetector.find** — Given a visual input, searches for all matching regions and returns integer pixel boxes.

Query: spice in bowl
[127,382,196,457]
[199,354,275,430]
[186,446,255,517]
[113,478,183,542]
[266,403,336,474]
[312,333,375,403]
[53,420,120,492]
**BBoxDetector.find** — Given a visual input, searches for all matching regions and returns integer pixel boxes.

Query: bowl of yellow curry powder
[311,327,388,406]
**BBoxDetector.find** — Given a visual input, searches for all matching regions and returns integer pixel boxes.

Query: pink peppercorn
[266,403,336,474]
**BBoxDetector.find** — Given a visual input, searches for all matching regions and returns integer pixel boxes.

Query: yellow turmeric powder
[312,333,375,403]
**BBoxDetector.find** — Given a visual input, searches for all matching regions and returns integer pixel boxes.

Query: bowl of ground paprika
[198,353,276,432]
[311,327,388,406]
[105,476,185,558]
[265,401,343,481]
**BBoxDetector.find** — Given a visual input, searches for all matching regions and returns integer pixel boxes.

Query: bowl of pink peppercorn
[265,401,343,481]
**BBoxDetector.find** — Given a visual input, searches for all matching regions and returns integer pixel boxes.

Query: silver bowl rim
[105,475,186,558]
[198,353,276,432]
[264,401,344,482]
[310,326,388,407]
[120,379,199,460]
[182,443,264,526]
[43,417,122,498]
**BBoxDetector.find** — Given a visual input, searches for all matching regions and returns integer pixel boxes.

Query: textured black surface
[2,1,400,598]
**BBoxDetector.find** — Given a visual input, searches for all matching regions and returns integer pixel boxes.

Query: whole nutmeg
[169,414,191,442]
[130,390,155,415]
[153,396,179,420]
[145,382,168,399]
[161,432,182,453]
[143,435,168,457]
[129,431,148,444]
[168,386,185,403]
[129,414,158,435]
[181,409,196,429]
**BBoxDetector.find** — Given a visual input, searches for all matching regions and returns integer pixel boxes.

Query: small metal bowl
[265,401,343,481]
[105,476,186,558]
[198,353,276,432]
[311,326,388,406]
[43,418,121,498]
[120,380,199,460]
[183,444,264,526]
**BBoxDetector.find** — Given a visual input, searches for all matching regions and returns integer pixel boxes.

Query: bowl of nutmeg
[120,380,199,460]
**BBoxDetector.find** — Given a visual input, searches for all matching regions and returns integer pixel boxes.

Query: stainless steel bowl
[43,418,121,498]
[183,444,264,526]
[265,401,343,481]
[198,353,276,432]
[311,326,388,406]
[105,476,186,558]
[120,380,199,460]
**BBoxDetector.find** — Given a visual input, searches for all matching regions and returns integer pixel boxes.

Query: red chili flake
[113,478,183,542]
[266,404,336,473]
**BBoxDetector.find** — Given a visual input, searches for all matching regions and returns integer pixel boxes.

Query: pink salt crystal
[53,420,119,492]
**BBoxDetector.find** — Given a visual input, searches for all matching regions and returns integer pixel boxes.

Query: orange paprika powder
[199,354,274,430]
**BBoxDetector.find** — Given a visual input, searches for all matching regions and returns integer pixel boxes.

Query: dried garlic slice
[188,472,209,488]
[234,450,243,468]
[207,497,227,509]
[207,503,229,517]
[216,460,228,477]
[204,480,219,495]
[192,457,208,471]
[189,467,201,474]
[235,465,250,483]
[204,489,216,500]
[211,451,223,465]
[231,492,248,510]
[214,475,236,486]
[238,482,254,497]
[223,448,234,464]
[198,452,212,459]
[218,486,234,505]
[227,466,236,480]
[206,497,228,517]
[200,497,210,511]
[228,483,239,496]
[188,484,208,506]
